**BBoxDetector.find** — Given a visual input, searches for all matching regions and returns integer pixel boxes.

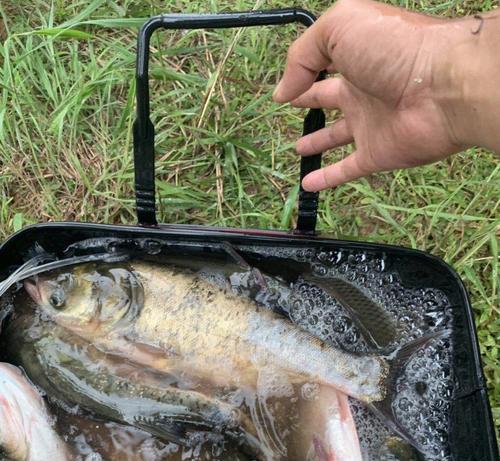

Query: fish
[0,362,70,461]
[23,261,445,452]
[52,411,253,461]
[2,316,362,461]
[294,384,363,461]
[1,318,267,460]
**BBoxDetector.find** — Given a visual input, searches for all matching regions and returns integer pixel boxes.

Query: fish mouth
[24,278,41,304]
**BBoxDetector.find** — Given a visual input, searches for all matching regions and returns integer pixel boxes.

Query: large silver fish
[25,262,383,398]
[24,261,443,453]
[0,363,70,461]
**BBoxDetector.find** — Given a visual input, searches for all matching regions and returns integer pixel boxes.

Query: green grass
[0,0,498,432]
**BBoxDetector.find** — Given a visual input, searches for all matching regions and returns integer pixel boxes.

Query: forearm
[432,12,500,152]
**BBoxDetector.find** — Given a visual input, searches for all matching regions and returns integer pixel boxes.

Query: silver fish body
[0,362,70,461]
[26,261,388,403]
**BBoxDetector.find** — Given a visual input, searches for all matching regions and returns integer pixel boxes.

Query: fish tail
[370,329,451,456]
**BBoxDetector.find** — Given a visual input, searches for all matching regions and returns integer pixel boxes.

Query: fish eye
[49,290,66,309]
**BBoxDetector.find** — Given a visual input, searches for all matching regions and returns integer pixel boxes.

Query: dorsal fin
[305,275,396,350]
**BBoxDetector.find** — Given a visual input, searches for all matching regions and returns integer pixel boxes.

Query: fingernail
[296,137,312,156]
[295,139,304,154]
[273,81,284,102]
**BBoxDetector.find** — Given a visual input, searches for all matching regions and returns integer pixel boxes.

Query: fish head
[24,263,143,336]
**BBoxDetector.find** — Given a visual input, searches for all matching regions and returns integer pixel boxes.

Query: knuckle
[296,137,307,153]
[352,153,372,176]
[306,136,317,154]
[312,90,322,107]
[324,164,338,187]
[328,125,338,142]
[337,160,349,180]
[287,40,300,61]
[337,79,349,106]
[334,0,354,11]
[323,167,332,186]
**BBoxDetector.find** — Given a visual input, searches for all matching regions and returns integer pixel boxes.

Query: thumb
[302,150,373,191]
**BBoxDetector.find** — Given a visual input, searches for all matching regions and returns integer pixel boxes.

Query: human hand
[274,0,498,191]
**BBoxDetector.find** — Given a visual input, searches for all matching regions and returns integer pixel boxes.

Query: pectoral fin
[132,413,197,446]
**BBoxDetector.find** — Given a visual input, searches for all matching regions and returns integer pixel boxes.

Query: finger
[302,150,373,191]
[291,78,343,109]
[296,119,353,156]
[273,20,332,103]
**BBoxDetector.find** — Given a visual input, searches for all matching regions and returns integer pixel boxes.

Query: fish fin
[242,254,311,284]
[133,414,193,446]
[297,385,362,461]
[312,436,330,461]
[221,242,269,291]
[105,336,181,374]
[220,241,251,270]
[135,408,250,446]
[305,275,396,350]
[251,267,269,291]
[370,329,450,456]
[228,428,276,461]
[133,413,270,459]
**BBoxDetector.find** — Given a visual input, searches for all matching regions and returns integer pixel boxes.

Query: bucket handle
[134,8,326,234]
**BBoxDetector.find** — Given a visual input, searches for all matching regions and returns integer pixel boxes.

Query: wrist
[431,12,500,152]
